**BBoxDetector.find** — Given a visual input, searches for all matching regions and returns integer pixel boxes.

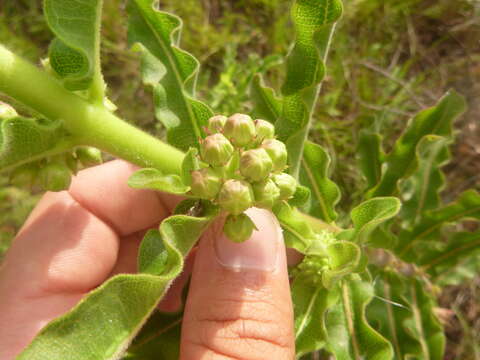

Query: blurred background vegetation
[0,0,479,358]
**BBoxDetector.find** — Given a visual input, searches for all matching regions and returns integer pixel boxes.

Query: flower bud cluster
[192,113,298,242]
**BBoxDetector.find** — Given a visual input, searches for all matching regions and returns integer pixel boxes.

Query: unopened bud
[252,179,280,209]
[207,115,227,133]
[39,162,72,192]
[255,119,275,142]
[190,168,222,199]
[272,173,297,200]
[76,147,103,167]
[239,148,273,182]
[217,179,254,215]
[261,139,287,172]
[10,164,38,188]
[223,113,256,147]
[223,213,256,243]
[200,133,234,166]
[0,102,17,120]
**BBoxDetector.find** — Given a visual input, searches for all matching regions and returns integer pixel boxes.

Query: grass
[0,0,479,356]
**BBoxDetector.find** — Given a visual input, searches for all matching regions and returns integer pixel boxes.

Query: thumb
[180,208,295,360]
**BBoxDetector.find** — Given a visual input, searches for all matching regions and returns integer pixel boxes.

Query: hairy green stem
[0,45,184,174]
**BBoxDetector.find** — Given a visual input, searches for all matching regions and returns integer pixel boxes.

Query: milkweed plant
[0,0,477,359]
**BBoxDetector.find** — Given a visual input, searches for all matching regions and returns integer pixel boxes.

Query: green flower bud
[252,179,280,209]
[217,179,254,215]
[0,102,17,120]
[10,164,38,188]
[223,113,256,147]
[190,168,222,199]
[200,133,234,166]
[76,147,103,167]
[39,162,72,192]
[223,213,256,243]
[239,148,273,182]
[207,115,227,133]
[255,119,275,142]
[272,173,297,200]
[261,139,287,172]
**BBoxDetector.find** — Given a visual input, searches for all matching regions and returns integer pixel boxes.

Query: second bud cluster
[190,113,297,242]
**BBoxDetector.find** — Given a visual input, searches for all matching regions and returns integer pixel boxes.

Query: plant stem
[0,44,184,175]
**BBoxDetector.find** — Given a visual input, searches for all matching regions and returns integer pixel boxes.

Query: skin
[0,160,295,359]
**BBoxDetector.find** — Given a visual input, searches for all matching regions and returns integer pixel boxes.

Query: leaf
[124,311,182,359]
[127,0,213,151]
[250,74,282,123]
[128,168,189,195]
[325,278,394,360]
[181,147,200,186]
[350,197,401,244]
[322,241,362,288]
[400,135,450,226]
[18,206,217,360]
[357,130,383,191]
[368,90,466,197]
[300,141,341,223]
[273,202,317,253]
[275,0,343,177]
[44,0,104,91]
[289,184,311,207]
[367,271,445,360]
[292,275,339,357]
[0,116,74,171]
[396,190,480,261]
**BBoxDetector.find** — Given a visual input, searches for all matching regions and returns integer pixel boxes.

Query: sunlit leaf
[250,74,282,123]
[322,241,362,288]
[357,130,383,191]
[128,168,189,195]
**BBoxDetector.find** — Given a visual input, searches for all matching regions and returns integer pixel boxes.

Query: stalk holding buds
[223,113,256,147]
[240,148,273,182]
[217,179,254,215]
[200,133,234,166]
[223,213,256,243]
[262,139,287,172]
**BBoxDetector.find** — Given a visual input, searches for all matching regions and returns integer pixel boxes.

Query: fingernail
[214,208,282,272]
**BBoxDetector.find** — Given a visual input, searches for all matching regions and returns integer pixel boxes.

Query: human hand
[0,160,295,359]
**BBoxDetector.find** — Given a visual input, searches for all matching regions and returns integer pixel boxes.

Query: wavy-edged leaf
[44,0,104,92]
[18,206,217,360]
[127,0,213,151]
[273,202,317,253]
[357,130,384,191]
[293,276,339,357]
[124,310,182,359]
[250,74,282,123]
[368,271,445,360]
[128,168,189,195]
[397,190,480,260]
[0,116,74,171]
[368,90,466,197]
[401,135,450,226]
[181,147,200,186]
[350,197,401,244]
[300,141,341,223]
[322,241,362,288]
[276,0,343,177]
[325,278,394,360]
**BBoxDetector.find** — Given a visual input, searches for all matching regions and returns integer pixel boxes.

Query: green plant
[0,0,477,359]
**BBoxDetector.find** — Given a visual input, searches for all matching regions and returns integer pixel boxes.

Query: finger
[180,208,295,360]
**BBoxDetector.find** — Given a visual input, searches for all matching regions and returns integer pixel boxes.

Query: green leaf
[250,74,282,123]
[401,135,450,226]
[128,168,189,195]
[300,141,341,223]
[322,241,362,288]
[368,271,445,360]
[368,90,466,197]
[127,0,213,151]
[0,116,74,171]
[124,311,182,359]
[397,190,480,261]
[292,276,338,357]
[44,0,104,93]
[325,278,394,360]
[18,207,217,360]
[275,0,343,177]
[273,202,317,253]
[350,197,401,244]
[181,147,200,186]
[357,130,383,190]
